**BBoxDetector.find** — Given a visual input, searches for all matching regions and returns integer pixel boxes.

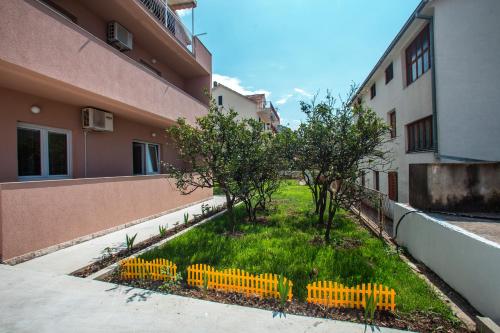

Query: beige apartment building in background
[212,82,280,132]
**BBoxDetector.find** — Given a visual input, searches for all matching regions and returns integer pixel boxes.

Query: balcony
[0,0,210,126]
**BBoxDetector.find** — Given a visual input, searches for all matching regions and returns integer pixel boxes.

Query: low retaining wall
[394,203,500,323]
[0,175,212,262]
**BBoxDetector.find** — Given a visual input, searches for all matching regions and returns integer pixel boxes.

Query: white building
[212,82,280,132]
[355,0,500,203]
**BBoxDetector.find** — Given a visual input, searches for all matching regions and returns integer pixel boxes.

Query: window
[17,123,71,179]
[133,142,160,175]
[374,171,380,191]
[389,111,396,138]
[388,172,398,201]
[361,171,365,187]
[385,63,394,84]
[370,83,376,99]
[407,116,433,152]
[218,95,223,106]
[406,25,431,85]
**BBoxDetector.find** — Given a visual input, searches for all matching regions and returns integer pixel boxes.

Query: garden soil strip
[105,275,470,333]
[70,204,228,278]
[87,207,232,280]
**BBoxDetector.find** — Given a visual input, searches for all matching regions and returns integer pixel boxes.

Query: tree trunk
[225,192,236,232]
[324,193,338,242]
[317,184,328,226]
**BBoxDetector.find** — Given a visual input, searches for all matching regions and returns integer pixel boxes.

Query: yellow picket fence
[307,281,396,311]
[187,264,293,300]
[120,258,177,281]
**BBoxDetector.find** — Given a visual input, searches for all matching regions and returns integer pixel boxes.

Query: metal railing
[138,0,193,52]
[361,186,394,220]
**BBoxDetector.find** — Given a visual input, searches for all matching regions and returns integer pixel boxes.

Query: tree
[165,99,246,230]
[233,119,288,222]
[295,89,391,241]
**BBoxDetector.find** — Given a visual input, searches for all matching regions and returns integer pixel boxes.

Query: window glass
[18,128,41,176]
[146,144,159,174]
[218,95,223,106]
[48,132,68,175]
[133,142,144,175]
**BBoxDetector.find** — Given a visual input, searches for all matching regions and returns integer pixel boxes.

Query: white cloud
[213,74,271,98]
[294,88,313,98]
[176,9,191,17]
[276,94,293,105]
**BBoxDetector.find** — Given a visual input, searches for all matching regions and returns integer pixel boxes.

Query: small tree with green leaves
[296,87,391,241]
[165,99,247,231]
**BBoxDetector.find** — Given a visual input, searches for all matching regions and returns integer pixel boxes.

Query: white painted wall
[360,19,436,203]
[212,85,259,122]
[358,0,500,202]
[432,0,500,162]
[393,203,500,323]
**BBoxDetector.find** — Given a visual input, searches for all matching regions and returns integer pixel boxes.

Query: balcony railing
[139,0,193,52]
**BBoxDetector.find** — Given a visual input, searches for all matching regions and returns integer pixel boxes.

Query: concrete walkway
[0,265,411,333]
[17,195,226,275]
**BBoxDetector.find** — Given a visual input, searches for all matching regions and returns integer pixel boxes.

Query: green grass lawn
[141,180,454,319]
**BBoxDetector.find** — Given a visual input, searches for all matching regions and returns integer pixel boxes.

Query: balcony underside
[0,0,208,126]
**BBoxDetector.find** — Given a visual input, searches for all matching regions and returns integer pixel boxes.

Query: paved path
[0,265,411,333]
[17,196,227,275]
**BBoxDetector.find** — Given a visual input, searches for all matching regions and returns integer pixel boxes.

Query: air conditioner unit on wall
[82,108,114,132]
[107,21,133,51]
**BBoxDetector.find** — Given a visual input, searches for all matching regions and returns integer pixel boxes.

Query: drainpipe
[415,12,439,159]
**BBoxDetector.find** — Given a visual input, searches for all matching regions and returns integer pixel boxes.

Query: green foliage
[165,99,246,229]
[293,87,391,241]
[166,97,290,228]
[184,212,189,225]
[125,233,137,252]
[277,274,291,309]
[139,182,455,322]
[158,225,167,237]
[158,268,183,294]
[364,292,379,326]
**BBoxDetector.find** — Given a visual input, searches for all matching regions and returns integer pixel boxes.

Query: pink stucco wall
[0,176,212,261]
[0,0,208,125]
[0,88,185,182]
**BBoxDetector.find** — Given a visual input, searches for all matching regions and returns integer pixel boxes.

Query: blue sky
[180,0,420,128]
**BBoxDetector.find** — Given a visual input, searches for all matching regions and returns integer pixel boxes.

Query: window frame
[388,110,396,139]
[132,140,161,175]
[406,116,433,153]
[385,62,394,84]
[370,83,376,99]
[17,122,72,181]
[388,171,398,201]
[405,25,431,86]
[373,170,380,191]
[218,95,223,106]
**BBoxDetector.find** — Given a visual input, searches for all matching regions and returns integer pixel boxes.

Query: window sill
[406,149,435,154]
[18,175,72,182]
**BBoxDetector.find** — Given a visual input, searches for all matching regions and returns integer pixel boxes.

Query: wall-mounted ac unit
[82,108,114,132]
[107,21,133,51]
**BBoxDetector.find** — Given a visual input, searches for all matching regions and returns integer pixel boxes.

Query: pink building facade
[0,0,213,262]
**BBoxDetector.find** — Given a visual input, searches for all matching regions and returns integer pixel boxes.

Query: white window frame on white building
[17,122,72,181]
